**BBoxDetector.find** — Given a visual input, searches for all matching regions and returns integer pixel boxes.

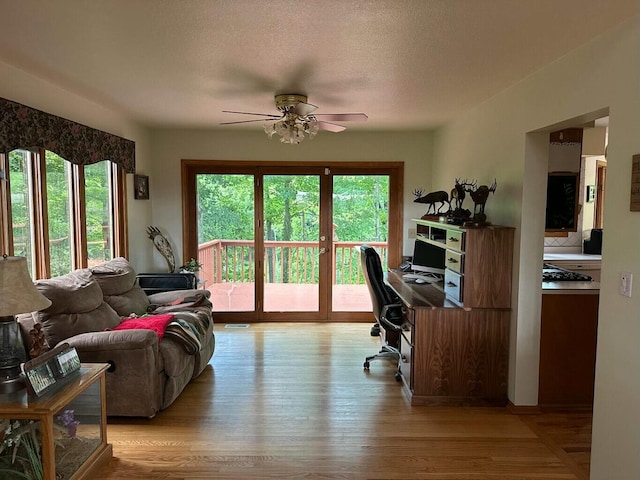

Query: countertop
[542,253,601,293]
[543,253,602,262]
[542,280,600,294]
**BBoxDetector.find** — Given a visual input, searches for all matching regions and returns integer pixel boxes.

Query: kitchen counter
[543,253,601,262]
[542,280,600,294]
[543,253,602,262]
[543,253,602,283]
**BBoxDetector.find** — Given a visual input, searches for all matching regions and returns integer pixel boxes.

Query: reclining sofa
[17,257,215,418]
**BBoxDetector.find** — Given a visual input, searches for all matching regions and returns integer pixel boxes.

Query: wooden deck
[206,283,372,312]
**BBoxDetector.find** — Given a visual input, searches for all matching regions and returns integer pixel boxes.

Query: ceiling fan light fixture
[264,114,319,144]
[223,92,366,144]
[264,121,277,138]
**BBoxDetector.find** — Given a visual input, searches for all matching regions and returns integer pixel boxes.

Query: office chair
[359,245,404,381]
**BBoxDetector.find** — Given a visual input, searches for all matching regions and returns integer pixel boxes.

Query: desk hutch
[387,219,514,406]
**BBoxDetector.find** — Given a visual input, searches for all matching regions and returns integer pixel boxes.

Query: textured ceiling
[0,0,637,130]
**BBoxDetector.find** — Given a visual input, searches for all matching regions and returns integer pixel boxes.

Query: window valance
[0,97,135,173]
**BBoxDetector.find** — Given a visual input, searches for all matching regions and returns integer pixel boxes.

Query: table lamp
[0,255,52,394]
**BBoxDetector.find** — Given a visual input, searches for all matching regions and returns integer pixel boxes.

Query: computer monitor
[411,239,446,276]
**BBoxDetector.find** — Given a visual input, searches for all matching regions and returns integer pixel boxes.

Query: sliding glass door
[183,161,402,322]
[263,174,321,313]
[195,174,255,312]
[331,175,390,312]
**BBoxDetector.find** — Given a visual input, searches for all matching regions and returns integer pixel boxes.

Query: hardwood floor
[98,323,591,479]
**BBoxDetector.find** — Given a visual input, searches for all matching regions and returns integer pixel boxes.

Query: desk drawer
[444,269,464,304]
[401,306,415,326]
[400,332,413,389]
[445,250,464,273]
[445,230,465,252]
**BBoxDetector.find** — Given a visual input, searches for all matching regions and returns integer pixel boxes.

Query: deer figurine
[463,179,497,224]
[413,188,450,215]
[450,178,467,211]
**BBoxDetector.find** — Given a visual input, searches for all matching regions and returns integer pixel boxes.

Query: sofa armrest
[147,289,210,306]
[64,330,163,417]
[66,329,158,351]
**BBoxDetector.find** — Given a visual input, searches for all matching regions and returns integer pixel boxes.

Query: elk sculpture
[412,188,450,215]
[450,178,467,211]
[462,179,498,224]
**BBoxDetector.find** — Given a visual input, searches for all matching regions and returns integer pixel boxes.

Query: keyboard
[402,273,442,283]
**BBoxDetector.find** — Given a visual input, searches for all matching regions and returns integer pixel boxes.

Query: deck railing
[197,240,388,286]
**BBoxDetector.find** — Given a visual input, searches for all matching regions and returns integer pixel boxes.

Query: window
[1,148,127,279]
[84,161,114,267]
[7,150,35,273]
[45,151,73,276]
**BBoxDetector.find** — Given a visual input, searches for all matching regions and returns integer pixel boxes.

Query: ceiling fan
[221,94,368,144]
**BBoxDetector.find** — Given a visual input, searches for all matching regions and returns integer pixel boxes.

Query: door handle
[319,247,327,255]
[320,235,326,241]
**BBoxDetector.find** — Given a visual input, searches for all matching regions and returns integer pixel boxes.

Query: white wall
[432,18,640,479]
[2,15,638,478]
[145,128,435,271]
[0,60,153,272]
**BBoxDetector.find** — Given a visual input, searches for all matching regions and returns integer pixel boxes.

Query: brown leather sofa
[17,257,215,418]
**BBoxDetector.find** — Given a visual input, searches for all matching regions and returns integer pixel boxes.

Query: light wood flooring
[98,323,591,479]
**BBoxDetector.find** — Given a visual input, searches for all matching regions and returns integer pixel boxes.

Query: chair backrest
[359,245,397,323]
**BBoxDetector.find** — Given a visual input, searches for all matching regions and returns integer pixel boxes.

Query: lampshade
[0,256,51,316]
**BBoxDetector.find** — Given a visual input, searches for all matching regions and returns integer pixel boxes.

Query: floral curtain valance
[0,97,135,173]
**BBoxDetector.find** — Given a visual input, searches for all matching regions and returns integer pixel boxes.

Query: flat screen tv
[411,240,446,276]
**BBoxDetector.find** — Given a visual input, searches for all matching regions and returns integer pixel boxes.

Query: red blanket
[110,314,174,339]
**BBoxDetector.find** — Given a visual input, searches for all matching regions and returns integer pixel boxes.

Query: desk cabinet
[389,219,513,405]
[0,364,112,480]
[408,306,509,405]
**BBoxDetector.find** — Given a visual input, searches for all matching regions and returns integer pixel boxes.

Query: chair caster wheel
[370,324,380,336]
[395,372,402,382]
[363,361,370,370]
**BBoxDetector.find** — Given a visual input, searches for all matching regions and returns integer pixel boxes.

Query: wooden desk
[0,363,112,480]
[386,271,510,406]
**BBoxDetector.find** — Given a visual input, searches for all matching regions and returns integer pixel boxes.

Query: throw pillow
[110,314,174,340]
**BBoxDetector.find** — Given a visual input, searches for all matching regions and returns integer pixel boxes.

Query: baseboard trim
[507,401,542,415]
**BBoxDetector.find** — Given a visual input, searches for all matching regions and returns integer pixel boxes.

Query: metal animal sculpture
[147,225,176,272]
[463,179,498,221]
[450,178,467,211]
[413,188,450,215]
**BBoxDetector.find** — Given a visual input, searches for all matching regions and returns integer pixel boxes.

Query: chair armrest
[380,302,404,332]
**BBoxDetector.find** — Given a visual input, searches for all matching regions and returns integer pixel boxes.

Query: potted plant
[179,258,203,279]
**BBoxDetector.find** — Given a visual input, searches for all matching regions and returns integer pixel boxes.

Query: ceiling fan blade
[222,110,282,118]
[220,118,277,125]
[313,113,368,122]
[316,121,346,133]
[295,102,318,116]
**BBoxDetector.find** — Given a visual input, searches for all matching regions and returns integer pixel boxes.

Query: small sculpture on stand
[446,179,472,225]
[412,188,450,216]
[29,323,49,358]
[463,179,497,225]
[147,226,176,272]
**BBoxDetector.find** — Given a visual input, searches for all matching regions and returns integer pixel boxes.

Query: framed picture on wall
[134,174,149,200]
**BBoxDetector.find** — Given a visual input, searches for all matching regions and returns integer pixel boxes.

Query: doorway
[181,160,403,323]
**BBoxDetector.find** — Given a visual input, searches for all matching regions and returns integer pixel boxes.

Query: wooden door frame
[595,160,606,229]
[181,160,404,323]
